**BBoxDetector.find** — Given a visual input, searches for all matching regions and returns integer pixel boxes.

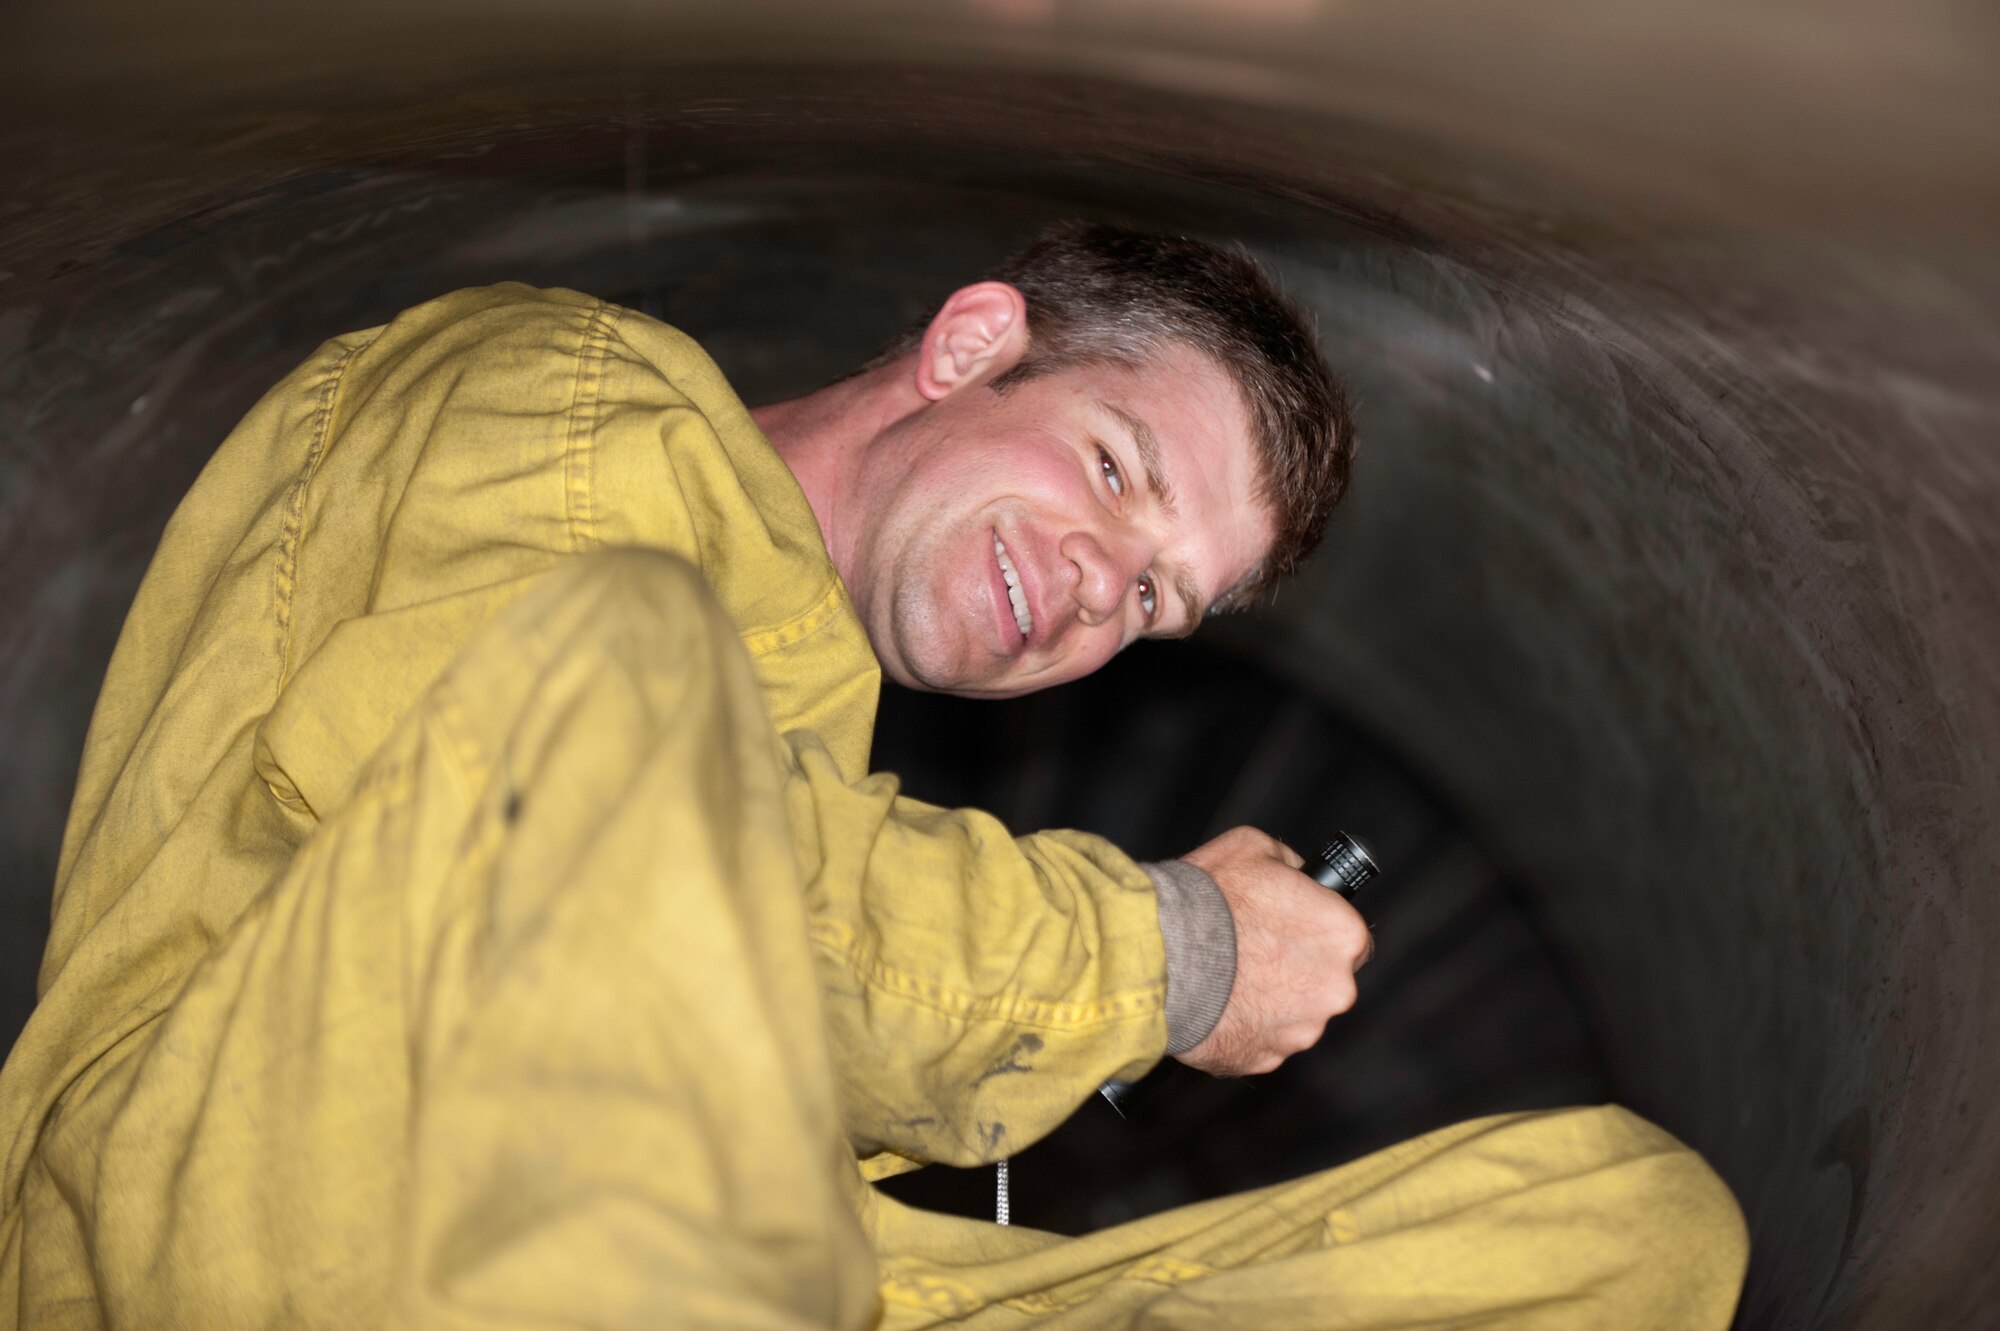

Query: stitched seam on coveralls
[739,579,849,659]
[1123,1255,1217,1285]
[274,337,371,682]
[991,1255,1220,1315]
[1000,1289,1080,1315]
[878,1274,983,1317]
[811,917,1165,1029]
[563,302,618,553]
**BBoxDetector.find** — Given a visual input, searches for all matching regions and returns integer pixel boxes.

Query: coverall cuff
[1144,858,1237,1056]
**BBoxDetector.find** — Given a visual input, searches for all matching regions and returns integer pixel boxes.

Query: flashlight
[1096,831,1380,1116]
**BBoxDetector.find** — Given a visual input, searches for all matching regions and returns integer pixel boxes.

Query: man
[0,223,1746,1328]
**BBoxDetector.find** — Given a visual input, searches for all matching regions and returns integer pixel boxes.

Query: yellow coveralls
[0,285,1747,1329]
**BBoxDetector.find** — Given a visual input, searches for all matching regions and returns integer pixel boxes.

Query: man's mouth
[992,532,1033,643]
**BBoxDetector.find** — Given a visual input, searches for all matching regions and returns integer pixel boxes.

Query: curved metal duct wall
[2,4,1995,1328]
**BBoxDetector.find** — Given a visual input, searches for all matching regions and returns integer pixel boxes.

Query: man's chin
[883,640,1031,699]
[881,601,1010,695]
[909,643,1055,700]
[878,635,963,694]
[880,616,1100,699]
[887,653,1004,697]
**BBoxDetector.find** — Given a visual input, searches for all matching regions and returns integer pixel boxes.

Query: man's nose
[1060,529,1139,626]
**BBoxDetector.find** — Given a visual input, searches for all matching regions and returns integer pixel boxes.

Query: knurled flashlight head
[1311,832,1379,900]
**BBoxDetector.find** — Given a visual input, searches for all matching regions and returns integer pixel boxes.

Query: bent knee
[515,548,740,657]
[433,548,758,748]
[1564,1105,1750,1326]
[549,546,716,614]
[1552,1104,1747,1240]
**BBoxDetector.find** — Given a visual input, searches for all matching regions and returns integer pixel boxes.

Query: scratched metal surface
[1,6,1998,1328]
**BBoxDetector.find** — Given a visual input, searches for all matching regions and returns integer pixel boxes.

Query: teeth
[993,533,1033,640]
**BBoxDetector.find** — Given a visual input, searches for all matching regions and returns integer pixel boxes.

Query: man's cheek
[1045,637,1118,689]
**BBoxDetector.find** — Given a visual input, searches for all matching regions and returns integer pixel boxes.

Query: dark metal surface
[2,6,1997,1328]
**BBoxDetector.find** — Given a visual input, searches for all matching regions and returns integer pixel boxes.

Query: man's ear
[913,281,1030,401]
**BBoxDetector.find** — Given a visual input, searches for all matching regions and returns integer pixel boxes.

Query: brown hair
[882,221,1355,607]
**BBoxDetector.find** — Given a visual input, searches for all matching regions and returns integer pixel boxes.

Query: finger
[1272,839,1305,871]
[1280,1016,1327,1058]
[1325,893,1371,958]
[1302,1013,1333,1054]
[1322,970,1360,1019]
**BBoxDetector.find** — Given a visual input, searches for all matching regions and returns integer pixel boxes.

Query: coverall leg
[863,1104,1747,1328]
[17,550,880,1330]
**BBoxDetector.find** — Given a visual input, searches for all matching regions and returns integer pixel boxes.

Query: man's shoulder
[393,281,707,352]
[365,284,751,436]
[364,282,606,355]
[345,283,842,607]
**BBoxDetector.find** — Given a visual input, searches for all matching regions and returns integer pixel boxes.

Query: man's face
[845,342,1274,698]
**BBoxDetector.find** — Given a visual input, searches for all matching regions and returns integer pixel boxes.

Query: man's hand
[1175,826,1373,1076]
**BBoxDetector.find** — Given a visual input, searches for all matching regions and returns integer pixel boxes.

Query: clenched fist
[1174,826,1373,1076]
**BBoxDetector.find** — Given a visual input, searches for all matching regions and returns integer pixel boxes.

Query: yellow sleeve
[784,734,1169,1169]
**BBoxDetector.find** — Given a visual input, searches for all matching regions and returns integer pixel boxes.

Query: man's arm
[786,715,1370,1167]
[781,735,1169,1168]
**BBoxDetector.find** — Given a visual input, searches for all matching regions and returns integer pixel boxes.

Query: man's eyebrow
[1169,567,1204,638]
[1102,402,1178,519]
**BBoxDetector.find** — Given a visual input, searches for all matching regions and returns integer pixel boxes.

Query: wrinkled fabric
[1142,860,1234,1057]
[864,1103,1748,1329]
[0,285,1747,1328]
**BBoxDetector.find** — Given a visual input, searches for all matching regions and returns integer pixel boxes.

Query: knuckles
[1190,824,1287,872]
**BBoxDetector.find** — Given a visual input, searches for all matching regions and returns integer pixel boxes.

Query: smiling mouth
[992,532,1033,642]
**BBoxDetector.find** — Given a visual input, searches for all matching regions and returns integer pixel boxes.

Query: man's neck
[750,356,922,583]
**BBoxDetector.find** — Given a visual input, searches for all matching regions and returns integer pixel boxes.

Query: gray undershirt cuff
[1143,859,1238,1057]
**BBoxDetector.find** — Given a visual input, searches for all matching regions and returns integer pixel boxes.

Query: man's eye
[1137,574,1157,619]
[1098,449,1125,498]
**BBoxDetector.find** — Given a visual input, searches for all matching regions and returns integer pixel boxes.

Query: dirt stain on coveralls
[973,1033,1044,1087]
